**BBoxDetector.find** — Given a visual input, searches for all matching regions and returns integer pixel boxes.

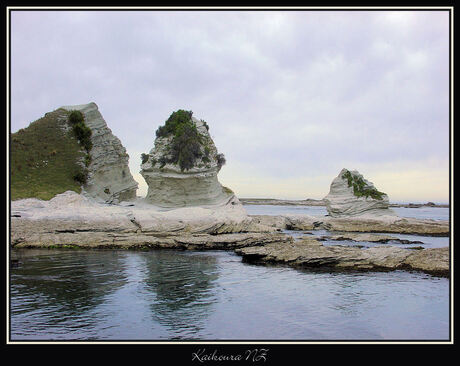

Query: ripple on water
[10,249,449,341]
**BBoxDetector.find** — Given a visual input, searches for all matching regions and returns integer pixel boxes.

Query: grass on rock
[11,108,88,201]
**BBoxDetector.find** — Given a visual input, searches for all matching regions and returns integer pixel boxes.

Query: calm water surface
[11,249,449,341]
[243,204,449,221]
[245,204,450,250]
[10,205,450,341]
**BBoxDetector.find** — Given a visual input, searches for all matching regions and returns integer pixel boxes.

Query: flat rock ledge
[11,218,292,250]
[250,214,449,236]
[315,233,424,244]
[10,191,279,237]
[235,238,449,277]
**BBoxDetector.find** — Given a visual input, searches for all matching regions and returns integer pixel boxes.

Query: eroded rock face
[324,168,394,217]
[140,116,234,208]
[61,103,138,203]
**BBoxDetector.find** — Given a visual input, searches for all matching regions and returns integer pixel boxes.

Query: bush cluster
[216,153,226,167]
[169,123,203,171]
[201,119,209,131]
[68,110,92,152]
[73,170,88,185]
[141,153,149,164]
[154,110,201,171]
[156,110,193,138]
[158,156,168,169]
[73,123,92,152]
[67,110,92,186]
[342,170,385,200]
[153,110,227,172]
[68,110,84,124]
[84,154,92,167]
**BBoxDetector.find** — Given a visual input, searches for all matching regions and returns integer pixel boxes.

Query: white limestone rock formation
[61,102,138,203]
[140,112,235,208]
[11,190,278,235]
[323,168,395,217]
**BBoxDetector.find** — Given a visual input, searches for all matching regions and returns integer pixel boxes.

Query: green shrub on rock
[152,109,227,172]
[201,119,209,131]
[170,122,203,171]
[73,170,88,184]
[84,154,92,167]
[342,170,385,200]
[216,153,226,167]
[68,110,92,153]
[154,110,204,171]
[155,109,193,138]
[68,110,84,124]
[141,153,149,164]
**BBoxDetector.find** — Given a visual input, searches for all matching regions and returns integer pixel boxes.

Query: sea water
[9,206,450,341]
[243,204,449,221]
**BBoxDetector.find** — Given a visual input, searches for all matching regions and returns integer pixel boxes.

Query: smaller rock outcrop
[323,168,394,217]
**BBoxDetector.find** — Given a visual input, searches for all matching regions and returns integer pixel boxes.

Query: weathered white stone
[10,191,275,235]
[60,102,138,203]
[323,168,395,217]
[141,117,234,208]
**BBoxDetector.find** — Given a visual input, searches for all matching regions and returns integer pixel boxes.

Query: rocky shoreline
[11,218,292,250]
[10,191,450,278]
[240,198,449,208]
[235,238,449,277]
[10,216,450,277]
[314,233,424,244]
[10,105,450,280]
[250,214,449,236]
[240,198,326,206]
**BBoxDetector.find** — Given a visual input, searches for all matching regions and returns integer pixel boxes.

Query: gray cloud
[10,10,450,202]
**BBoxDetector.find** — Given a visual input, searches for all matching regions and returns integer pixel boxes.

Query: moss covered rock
[323,168,395,217]
[140,111,235,208]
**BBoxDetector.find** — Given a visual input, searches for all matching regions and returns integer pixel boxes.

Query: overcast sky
[10,9,450,203]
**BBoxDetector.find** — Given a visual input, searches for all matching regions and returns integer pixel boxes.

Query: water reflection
[10,249,449,340]
[141,251,219,339]
[329,274,372,317]
[10,250,128,339]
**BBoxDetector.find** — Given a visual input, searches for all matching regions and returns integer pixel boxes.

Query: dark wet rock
[317,233,424,245]
[235,238,449,277]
